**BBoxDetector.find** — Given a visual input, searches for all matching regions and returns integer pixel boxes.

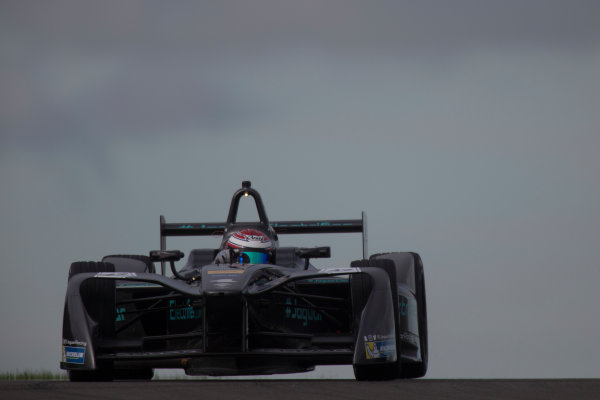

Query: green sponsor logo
[398,296,417,318]
[305,278,348,284]
[115,307,126,322]
[284,297,322,327]
[169,299,202,321]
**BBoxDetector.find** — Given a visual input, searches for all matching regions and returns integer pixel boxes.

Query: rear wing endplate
[159,212,368,274]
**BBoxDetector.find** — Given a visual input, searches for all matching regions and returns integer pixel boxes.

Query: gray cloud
[3,1,599,52]
[0,53,256,147]
[2,1,599,147]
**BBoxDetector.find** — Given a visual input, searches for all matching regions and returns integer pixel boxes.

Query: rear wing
[159,212,368,274]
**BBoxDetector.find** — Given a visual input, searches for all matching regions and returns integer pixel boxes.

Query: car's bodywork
[61,182,427,380]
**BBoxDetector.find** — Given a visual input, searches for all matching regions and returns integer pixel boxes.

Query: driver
[214,228,274,265]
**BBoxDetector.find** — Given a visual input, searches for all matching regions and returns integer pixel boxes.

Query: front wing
[61,267,417,375]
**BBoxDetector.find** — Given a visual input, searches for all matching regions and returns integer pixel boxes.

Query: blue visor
[239,251,269,264]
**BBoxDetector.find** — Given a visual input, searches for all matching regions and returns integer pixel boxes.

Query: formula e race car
[61,181,427,381]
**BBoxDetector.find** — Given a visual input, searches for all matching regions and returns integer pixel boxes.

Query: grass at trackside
[0,370,331,381]
[0,369,217,381]
[0,370,68,380]
[0,370,213,381]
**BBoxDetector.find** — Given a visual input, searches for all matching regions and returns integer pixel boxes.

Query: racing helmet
[223,228,274,264]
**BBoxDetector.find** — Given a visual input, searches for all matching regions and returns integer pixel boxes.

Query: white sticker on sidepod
[319,267,361,274]
[94,272,138,278]
[365,339,396,360]
[62,345,86,364]
[63,339,87,347]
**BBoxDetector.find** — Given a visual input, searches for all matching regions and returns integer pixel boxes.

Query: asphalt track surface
[1,379,599,400]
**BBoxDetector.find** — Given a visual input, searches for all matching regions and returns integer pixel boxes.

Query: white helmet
[222,228,273,264]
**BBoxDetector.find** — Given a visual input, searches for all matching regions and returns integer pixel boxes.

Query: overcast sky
[1,1,599,378]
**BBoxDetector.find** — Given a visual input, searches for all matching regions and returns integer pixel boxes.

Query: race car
[61,181,427,381]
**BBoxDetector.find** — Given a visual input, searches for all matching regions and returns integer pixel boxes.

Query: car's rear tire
[68,261,115,280]
[102,254,155,273]
[68,261,116,337]
[353,363,398,381]
[68,367,113,382]
[114,368,154,381]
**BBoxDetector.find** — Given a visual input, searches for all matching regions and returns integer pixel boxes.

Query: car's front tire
[67,262,116,382]
[350,253,428,380]
[371,252,428,379]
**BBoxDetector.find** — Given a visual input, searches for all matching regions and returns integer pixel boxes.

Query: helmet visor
[239,251,269,264]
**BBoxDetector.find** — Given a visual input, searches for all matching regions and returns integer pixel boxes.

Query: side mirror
[150,250,187,280]
[149,250,185,262]
[296,247,331,259]
[296,247,330,269]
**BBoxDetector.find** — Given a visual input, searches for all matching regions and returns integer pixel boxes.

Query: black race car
[61,181,427,381]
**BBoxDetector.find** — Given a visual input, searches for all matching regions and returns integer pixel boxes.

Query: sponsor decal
[397,295,419,340]
[211,278,235,288]
[364,339,396,360]
[169,299,202,321]
[305,278,348,284]
[398,332,420,347]
[200,224,224,229]
[207,269,245,275]
[94,272,137,279]
[63,346,86,364]
[398,296,417,317]
[318,267,360,275]
[118,283,161,288]
[115,307,126,322]
[227,229,272,249]
[272,221,356,228]
[400,296,408,317]
[398,296,417,321]
[284,297,323,327]
[363,333,394,342]
[63,339,87,347]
